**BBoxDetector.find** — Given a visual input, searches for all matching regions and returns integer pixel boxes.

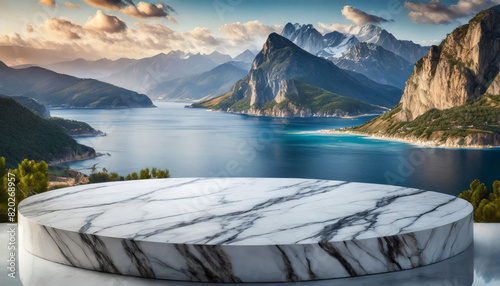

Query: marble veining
[19,178,473,282]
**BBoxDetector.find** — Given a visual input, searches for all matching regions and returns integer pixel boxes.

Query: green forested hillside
[0,97,96,168]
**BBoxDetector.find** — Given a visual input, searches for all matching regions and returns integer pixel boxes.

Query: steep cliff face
[341,6,500,148]
[398,7,500,121]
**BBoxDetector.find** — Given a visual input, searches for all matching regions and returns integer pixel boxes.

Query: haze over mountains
[3,22,432,108]
[193,33,402,117]
[6,23,429,103]
[148,61,250,102]
[0,61,154,108]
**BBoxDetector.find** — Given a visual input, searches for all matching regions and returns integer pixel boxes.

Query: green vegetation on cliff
[194,81,384,116]
[459,179,500,222]
[47,117,105,136]
[348,94,500,145]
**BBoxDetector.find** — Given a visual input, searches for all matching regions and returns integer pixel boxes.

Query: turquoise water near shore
[50,102,500,196]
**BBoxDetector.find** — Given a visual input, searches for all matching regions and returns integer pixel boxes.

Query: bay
[50,102,500,196]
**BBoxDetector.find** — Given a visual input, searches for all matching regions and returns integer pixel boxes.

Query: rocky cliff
[338,5,500,148]
[398,6,500,121]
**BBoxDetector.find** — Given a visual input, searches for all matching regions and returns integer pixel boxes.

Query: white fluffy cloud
[45,17,83,40]
[121,2,176,20]
[84,10,127,33]
[317,22,355,34]
[341,5,392,25]
[405,0,499,24]
[219,20,282,42]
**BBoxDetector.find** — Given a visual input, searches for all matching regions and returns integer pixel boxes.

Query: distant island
[324,6,500,148]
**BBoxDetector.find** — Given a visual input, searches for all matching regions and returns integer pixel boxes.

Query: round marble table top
[19,178,472,246]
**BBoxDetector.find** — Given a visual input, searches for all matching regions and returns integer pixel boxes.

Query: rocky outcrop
[397,7,500,121]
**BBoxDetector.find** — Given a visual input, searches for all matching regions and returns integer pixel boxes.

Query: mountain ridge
[0,60,154,108]
[192,33,402,117]
[281,22,429,63]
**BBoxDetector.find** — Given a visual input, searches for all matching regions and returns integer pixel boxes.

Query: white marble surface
[12,223,500,286]
[18,178,474,282]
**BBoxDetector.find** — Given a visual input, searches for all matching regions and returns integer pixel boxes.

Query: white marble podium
[18,178,473,282]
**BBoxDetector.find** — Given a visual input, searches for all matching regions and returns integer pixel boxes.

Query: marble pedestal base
[18,178,473,282]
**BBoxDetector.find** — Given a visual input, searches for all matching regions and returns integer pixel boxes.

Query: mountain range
[331,43,414,89]
[0,61,154,108]
[15,57,138,79]
[282,23,429,63]
[193,33,402,117]
[148,61,250,101]
[281,23,428,88]
[341,5,500,148]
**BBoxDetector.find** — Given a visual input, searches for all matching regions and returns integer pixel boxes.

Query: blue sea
[50,102,500,196]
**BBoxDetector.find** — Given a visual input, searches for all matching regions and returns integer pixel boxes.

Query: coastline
[204,108,382,119]
[48,151,104,166]
[320,129,500,149]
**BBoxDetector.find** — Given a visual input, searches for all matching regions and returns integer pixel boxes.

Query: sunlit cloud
[405,0,499,25]
[121,2,176,20]
[219,20,282,43]
[39,0,55,7]
[82,0,133,10]
[65,1,80,8]
[317,22,355,34]
[82,0,176,21]
[341,5,393,25]
[84,10,127,33]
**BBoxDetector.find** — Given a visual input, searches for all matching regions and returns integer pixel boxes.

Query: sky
[0,0,499,66]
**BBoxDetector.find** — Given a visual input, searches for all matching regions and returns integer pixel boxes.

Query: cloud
[317,22,355,34]
[82,0,176,21]
[65,1,80,8]
[219,20,282,42]
[341,5,393,25]
[82,0,133,10]
[39,0,55,6]
[45,18,83,40]
[84,10,127,33]
[26,24,34,33]
[404,0,499,24]
[121,2,176,19]
[1,18,285,64]
[184,27,221,47]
